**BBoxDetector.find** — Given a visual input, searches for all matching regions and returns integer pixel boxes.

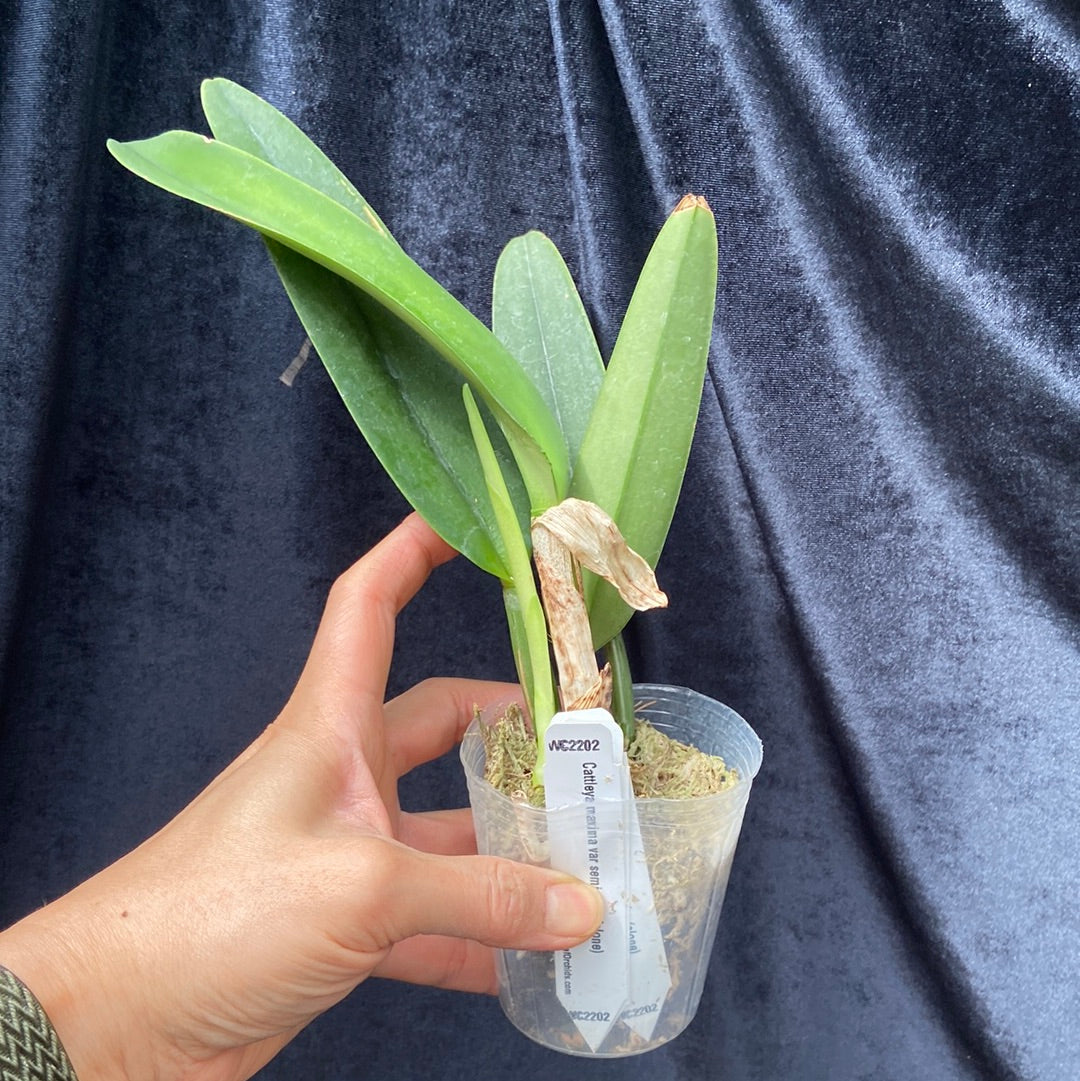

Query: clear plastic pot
[460,684,763,1057]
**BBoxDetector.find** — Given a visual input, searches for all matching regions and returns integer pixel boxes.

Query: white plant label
[618,752,671,1042]
[543,709,671,1050]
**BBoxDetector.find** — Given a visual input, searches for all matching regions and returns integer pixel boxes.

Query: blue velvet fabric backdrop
[2,2,1078,1079]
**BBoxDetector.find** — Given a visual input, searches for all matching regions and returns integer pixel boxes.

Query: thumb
[378,847,605,952]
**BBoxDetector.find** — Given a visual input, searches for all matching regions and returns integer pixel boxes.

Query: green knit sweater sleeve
[0,967,78,1081]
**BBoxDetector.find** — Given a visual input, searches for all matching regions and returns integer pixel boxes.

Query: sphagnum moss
[481,705,738,803]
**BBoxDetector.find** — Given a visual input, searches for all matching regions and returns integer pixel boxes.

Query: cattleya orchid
[108,79,717,780]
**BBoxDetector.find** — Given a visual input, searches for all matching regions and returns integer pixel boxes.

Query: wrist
[0,901,150,1081]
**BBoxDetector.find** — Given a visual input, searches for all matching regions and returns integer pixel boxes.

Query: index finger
[295,513,456,708]
[384,678,523,778]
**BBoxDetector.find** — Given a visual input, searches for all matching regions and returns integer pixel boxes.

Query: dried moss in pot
[481,702,739,804]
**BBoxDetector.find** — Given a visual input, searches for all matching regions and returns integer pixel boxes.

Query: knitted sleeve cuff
[0,966,78,1081]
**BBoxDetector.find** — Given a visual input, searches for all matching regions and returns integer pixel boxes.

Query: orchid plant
[108,79,717,781]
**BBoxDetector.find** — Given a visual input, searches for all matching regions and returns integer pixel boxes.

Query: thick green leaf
[200,77,400,247]
[571,197,718,648]
[106,129,567,510]
[463,386,557,739]
[492,231,604,465]
[199,79,526,577]
[269,240,527,578]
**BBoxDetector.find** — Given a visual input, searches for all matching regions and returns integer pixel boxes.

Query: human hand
[0,514,603,1081]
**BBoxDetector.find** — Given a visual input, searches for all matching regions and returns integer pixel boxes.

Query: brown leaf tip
[673,193,711,213]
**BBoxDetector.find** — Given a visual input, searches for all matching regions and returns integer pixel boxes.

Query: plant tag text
[543,709,671,1050]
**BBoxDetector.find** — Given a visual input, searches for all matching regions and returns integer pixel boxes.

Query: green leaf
[463,386,557,741]
[570,196,718,648]
[106,128,568,511]
[199,77,400,247]
[268,240,527,578]
[605,632,636,742]
[198,78,527,577]
[492,231,604,465]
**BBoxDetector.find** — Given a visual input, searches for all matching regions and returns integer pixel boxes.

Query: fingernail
[544,881,603,938]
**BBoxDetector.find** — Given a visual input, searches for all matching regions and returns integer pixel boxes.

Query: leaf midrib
[523,238,567,439]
